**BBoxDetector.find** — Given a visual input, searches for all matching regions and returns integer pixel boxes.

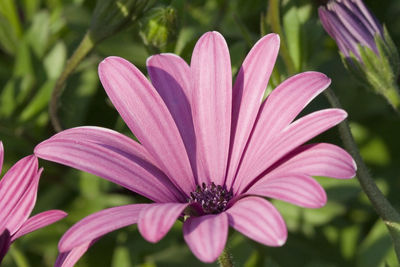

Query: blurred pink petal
[55,240,95,267]
[2,169,41,235]
[0,156,38,229]
[12,210,67,241]
[35,126,184,202]
[191,31,232,186]
[138,203,188,243]
[226,33,280,189]
[183,213,228,262]
[0,148,66,263]
[99,56,195,194]
[59,204,146,252]
[226,196,287,246]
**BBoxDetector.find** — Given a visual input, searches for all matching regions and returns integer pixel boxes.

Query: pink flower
[0,142,67,263]
[35,31,356,266]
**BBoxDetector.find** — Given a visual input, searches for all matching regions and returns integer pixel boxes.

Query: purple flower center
[189,182,233,214]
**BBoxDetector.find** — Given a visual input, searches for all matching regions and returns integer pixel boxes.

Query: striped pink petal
[12,210,67,241]
[0,229,10,263]
[2,169,41,235]
[138,202,187,243]
[226,196,287,246]
[226,33,280,189]
[99,56,195,194]
[235,108,347,193]
[246,174,327,208]
[191,31,232,186]
[0,156,39,233]
[147,54,197,180]
[183,213,228,263]
[265,143,357,179]
[235,72,331,188]
[59,204,147,252]
[34,127,184,203]
[55,240,95,267]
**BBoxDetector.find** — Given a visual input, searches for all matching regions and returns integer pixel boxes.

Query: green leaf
[44,41,67,79]
[0,79,18,117]
[21,0,42,22]
[59,66,98,127]
[0,0,22,37]
[0,13,19,55]
[358,220,397,267]
[112,233,132,267]
[26,11,50,58]
[19,80,55,122]
[283,4,301,71]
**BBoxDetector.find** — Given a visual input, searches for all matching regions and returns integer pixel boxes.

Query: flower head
[35,31,356,266]
[0,142,67,264]
[319,0,400,109]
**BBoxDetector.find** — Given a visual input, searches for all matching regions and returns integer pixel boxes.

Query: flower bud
[139,6,177,53]
[319,0,400,109]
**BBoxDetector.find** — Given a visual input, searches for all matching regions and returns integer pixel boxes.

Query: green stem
[324,88,400,262]
[218,248,233,267]
[267,0,296,75]
[49,32,96,132]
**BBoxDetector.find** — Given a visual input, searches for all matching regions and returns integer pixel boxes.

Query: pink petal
[55,241,95,267]
[99,56,195,194]
[138,202,187,243]
[0,142,3,174]
[147,54,197,180]
[1,169,41,235]
[35,127,184,203]
[226,196,287,246]
[191,31,232,186]
[235,72,331,183]
[59,204,147,252]
[183,213,228,263]
[235,108,347,193]
[0,156,39,233]
[0,229,11,263]
[266,143,357,179]
[226,34,280,189]
[12,210,67,241]
[246,174,327,208]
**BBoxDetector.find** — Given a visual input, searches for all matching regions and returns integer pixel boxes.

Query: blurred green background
[1,0,400,266]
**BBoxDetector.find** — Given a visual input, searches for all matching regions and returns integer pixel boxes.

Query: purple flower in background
[35,31,356,266]
[318,0,384,60]
[0,142,67,264]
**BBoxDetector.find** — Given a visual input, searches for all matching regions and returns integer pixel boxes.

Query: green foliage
[1,0,400,266]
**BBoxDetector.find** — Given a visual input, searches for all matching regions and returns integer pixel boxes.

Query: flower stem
[324,88,400,262]
[218,248,233,267]
[49,32,96,132]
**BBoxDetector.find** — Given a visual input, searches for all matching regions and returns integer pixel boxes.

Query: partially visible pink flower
[0,142,67,263]
[35,31,356,266]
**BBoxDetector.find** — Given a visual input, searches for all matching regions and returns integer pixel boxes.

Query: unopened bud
[319,0,400,109]
[139,6,177,53]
